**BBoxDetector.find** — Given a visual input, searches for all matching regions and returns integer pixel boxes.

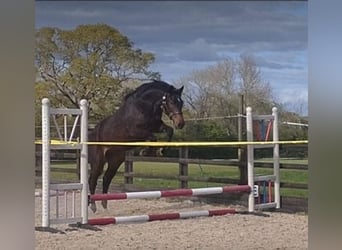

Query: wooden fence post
[239,147,248,184]
[124,150,134,189]
[179,147,189,188]
[238,94,247,184]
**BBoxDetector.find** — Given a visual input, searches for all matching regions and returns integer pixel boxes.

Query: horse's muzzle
[170,112,185,129]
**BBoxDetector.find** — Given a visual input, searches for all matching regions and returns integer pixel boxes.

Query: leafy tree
[35,24,160,122]
[237,54,273,114]
[176,58,236,119]
[175,55,275,142]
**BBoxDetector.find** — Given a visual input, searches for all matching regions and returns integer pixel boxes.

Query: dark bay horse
[88,80,185,212]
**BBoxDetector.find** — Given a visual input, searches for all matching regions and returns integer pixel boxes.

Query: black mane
[124,80,175,100]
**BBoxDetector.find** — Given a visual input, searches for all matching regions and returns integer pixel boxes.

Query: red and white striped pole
[88,208,236,225]
[90,185,251,201]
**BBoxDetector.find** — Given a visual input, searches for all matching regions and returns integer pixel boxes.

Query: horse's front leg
[161,123,174,141]
[139,133,157,156]
[156,123,174,156]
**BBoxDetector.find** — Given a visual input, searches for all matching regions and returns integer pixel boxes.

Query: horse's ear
[177,86,184,95]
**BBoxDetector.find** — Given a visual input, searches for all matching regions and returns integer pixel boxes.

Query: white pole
[246,107,254,212]
[80,99,88,224]
[272,107,280,208]
[41,98,51,227]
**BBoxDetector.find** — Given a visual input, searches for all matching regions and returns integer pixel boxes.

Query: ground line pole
[80,99,88,224]
[246,107,254,212]
[42,98,50,227]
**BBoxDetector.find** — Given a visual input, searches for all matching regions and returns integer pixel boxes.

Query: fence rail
[35,153,308,191]
[35,143,308,213]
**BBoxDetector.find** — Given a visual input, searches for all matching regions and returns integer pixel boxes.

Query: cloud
[35,1,308,114]
[60,9,103,19]
[275,87,308,115]
[177,38,222,62]
[254,55,305,70]
[36,2,307,51]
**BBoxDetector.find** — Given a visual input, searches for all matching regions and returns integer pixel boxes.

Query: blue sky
[35,1,308,115]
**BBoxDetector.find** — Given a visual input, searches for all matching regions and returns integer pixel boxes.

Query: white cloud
[61,9,103,18]
[177,38,221,62]
[277,87,308,103]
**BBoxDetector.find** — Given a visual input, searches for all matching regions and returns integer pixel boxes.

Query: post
[41,98,51,227]
[124,150,134,188]
[238,94,247,184]
[272,107,280,208]
[179,147,189,188]
[79,99,88,224]
[238,94,244,161]
[246,107,254,212]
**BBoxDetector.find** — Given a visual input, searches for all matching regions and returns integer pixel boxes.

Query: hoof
[139,148,147,156]
[101,200,108,209]
[156,148,164,156]
[90,203,97,213]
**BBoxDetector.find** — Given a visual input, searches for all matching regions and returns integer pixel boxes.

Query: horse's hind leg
[101,151,125,209]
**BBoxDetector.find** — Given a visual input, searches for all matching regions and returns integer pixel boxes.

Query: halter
[161,94,183,119]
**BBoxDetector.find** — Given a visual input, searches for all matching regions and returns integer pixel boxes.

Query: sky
[35,1,308,115]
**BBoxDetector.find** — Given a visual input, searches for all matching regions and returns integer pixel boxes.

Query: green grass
[45,158,308,198]
[281,169,307,184]
[255,158,308,164]
[280,188,308,198]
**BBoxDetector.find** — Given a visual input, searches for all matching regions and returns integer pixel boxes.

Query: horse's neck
[120,99,162,122]
[140,89,164,102]
[134,90,163,111]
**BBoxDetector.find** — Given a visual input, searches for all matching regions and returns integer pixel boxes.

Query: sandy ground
[35,190,308,250]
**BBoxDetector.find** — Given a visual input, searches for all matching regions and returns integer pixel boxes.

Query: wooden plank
[36,167,78,174]
[253,162,308,170]
[49,108,82,115]
[50,183,82,190]
[254,175,276,182]
[126,155,240,166]
[254,202,277,210]
[124,173,240,185]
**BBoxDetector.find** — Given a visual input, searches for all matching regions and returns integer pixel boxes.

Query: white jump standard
[41,98,88,227]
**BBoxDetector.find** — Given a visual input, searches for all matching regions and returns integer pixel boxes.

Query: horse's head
[161,86,185,129]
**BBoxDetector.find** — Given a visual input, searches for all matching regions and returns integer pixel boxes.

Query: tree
[237,54,274,114]
[176,58,236,119]
[175,55,275,141]
[35,24,160,121]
